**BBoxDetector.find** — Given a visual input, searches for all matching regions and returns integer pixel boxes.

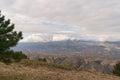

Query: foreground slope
[0,60,119,80]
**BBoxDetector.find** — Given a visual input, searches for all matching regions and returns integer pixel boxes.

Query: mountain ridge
[12,40,120,74]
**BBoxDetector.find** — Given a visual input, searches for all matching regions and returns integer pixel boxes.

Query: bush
[38,58,47,62]
[0,50,27,64]
[113,62,120,76]
[0,54,12,64]
[12,51,28,62]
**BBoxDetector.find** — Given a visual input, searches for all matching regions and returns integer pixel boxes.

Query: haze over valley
[12,40,120,74]
[1,0,120,79]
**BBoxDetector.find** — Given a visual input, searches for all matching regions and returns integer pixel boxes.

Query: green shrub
[38,58,47,62]
[0,54,12,64]
[113,62,120,76]
[0,50,27,64]
[12,51,28,62]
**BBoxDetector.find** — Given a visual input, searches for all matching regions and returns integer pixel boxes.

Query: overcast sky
[1,0,120,41]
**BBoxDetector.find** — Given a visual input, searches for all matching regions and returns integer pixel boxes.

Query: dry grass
[20,59,76,70]
[0,60,119,80]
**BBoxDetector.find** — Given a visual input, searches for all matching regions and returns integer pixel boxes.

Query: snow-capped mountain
[21,33,53,42]
[21,31,80,42]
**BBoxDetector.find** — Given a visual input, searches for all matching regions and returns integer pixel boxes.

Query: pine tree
[0,11,27,64]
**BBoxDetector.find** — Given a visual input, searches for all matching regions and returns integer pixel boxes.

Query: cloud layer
[1,0,120,41]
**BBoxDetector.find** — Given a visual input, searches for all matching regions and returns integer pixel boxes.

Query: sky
[1,0,120,41]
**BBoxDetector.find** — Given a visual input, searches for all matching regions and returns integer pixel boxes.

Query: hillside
[0,60,120,80]
[27,53,118,74]
[13,40,120,60]
[12,40,120,74]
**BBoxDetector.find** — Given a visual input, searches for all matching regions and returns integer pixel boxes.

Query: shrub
[113,62,120,76]
[0,50,27,64]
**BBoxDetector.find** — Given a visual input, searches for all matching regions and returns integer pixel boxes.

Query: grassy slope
[0,60,119,80]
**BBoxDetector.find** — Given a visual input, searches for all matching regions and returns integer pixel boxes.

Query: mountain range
[13,40,120,58]
[12,40,120,73]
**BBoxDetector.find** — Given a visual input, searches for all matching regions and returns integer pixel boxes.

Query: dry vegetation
[0,59,120,80]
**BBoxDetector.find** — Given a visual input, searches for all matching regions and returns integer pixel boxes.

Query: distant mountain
[13,40,120,59]
[12,40,120,73]
[13,40,98,53]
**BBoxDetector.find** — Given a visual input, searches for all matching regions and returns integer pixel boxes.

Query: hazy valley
[12,40,120,74]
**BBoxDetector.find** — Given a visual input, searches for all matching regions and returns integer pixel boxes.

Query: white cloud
[1,0,120,41]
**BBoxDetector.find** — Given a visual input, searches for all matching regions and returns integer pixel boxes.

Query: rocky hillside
[13,40,120,60]
[12,40,120,74]
[0,60,120,80]
[28,54,117,74]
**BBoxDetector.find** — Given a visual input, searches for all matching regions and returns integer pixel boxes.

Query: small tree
[113,62,120,76]
[0,11,27,64]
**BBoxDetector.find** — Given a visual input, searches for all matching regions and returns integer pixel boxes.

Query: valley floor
[0,60,119,80]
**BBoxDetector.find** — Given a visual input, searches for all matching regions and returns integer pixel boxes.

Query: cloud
[1,0,120,41]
